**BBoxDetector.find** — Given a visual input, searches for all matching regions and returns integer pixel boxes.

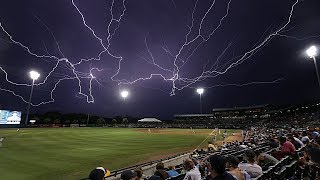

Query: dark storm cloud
[0,0,320,119]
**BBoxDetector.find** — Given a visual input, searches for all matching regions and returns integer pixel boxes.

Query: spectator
[192,158,200,169]
[304,145,320,165]
[154,163,169,180]
[208,142,218,151]
[279,136,296,155]
[255,150,279,169]
[311,131,319,140]
[206,155,235,180]
[239,150,262,178]
[183,158,201,180]
[288,136,302,149]
[268,138,279,148]
[226,155,250,180]
[89,167,110,180]
[301,131,310,144]
[287,134,304,148]
[166,166,179,177]
[121,170,137,180]
[148,175,161,180]
[134,167,144,180]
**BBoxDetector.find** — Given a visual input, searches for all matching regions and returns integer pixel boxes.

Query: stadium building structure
[174,103,320,128]
[174,105,273,128]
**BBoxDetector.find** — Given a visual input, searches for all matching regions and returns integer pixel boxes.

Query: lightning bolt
[0,0,306,107]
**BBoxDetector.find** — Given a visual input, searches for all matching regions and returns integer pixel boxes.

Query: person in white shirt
[301,131,310,144]
[239,150,262,178]
[183,159,201,180]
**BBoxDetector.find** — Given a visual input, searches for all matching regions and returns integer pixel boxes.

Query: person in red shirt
[279,136,296,155]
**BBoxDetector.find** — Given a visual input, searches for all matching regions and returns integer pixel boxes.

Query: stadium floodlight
[196,88,204,114]
[196,88,204,95]
[306,45,318,58]
[305,45,320,88]
[25,70,40,125]
[29,70,40,80]
[120,90,129,100]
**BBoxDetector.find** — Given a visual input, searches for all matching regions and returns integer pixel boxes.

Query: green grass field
[0,128,238,180]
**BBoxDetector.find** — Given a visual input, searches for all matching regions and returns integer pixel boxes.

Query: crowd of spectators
[86,125,320,180]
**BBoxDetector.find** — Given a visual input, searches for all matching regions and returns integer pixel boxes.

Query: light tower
[25,70,40,125]
[196,88,204,114]
[306,45,320,88]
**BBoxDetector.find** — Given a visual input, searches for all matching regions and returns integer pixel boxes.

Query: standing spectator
[183,158,201,180]
[154,163,169,180]
[206,155,235,180]
[226,155,250,180]
[239,150,262,178]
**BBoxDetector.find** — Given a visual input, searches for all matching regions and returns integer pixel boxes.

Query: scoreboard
[0,110,22,124]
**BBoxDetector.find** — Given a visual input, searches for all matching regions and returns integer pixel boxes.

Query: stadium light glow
[29,70,40,80]
[306,45,318,58]
[120,90,129,99]
[196,88,204,95]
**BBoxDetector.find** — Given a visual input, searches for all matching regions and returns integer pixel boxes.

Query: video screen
[0,110,22,124]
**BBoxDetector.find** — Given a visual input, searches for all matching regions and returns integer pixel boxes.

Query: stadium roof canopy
[174,114,214,117]
[212,104,269,112]
[138,118,162,123]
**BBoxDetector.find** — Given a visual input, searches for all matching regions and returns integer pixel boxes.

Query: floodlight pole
[312,57,320,88]
[25,79,35,125]
[86,114,90,125]
[199,93,202,114]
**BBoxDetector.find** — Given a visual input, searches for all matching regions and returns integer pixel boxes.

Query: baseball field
[0,128,241,180]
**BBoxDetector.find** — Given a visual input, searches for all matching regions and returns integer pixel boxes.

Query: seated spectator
[268,138,279,148]
[89,167,110,180]
[279,136,296,155]
[134,167,144,180]
[166,166,179,177]
[208,142,218,151]
[121,170,137,180]
[226,155,250,180]
[206,154,235,180]
[239,150,262,178]
[255,150,279,170]
[311,131,319,140]
[301,131,310,144]
[287,134,304,148]
[304,145,320,165]
[154,162,169,180]
[148,175,161,180]
[288,136,302,149]
[183,158,201,180]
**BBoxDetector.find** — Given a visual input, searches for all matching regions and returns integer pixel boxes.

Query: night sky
[0,0,320,119]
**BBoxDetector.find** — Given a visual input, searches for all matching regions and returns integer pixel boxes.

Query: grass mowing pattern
[0,128,238,180]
